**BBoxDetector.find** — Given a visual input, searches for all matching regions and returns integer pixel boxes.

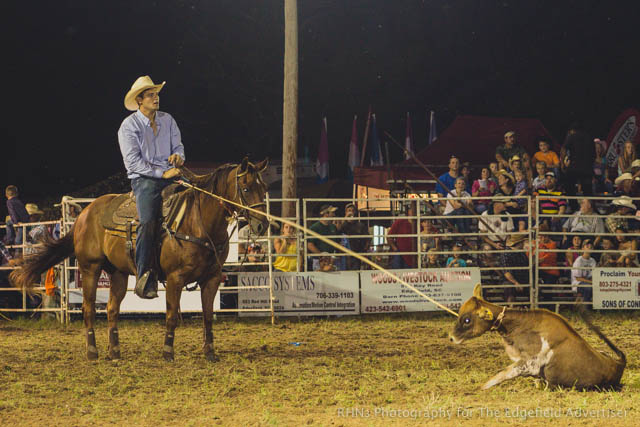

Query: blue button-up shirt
[117,110,185,179]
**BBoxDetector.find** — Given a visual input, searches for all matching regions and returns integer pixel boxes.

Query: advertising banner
[360,268,480,313]
[238,271,360,317]
[593,268,640,309]
[605,109,640,167]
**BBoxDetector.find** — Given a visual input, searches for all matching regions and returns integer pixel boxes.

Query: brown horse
[11,158,268,361]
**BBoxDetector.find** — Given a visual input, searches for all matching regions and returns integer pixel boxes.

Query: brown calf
[450,284,626,390]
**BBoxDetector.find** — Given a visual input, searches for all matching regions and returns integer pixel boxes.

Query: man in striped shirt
[536,171,567,231]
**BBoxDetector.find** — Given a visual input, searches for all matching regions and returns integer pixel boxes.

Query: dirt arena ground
[1,311,639,426]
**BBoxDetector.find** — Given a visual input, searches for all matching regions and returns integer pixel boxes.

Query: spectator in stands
[424,248,444,268]
[615,227,638,267]
[597,236,618,267]
[613,172,634,197]
[513,168,529,205]
[572,239,596,303]
[532,161,548,191]
[605,196,636,234]
[500,233,530,304]
[508,155,522,175]
[5,185,30,247]
[471,167,497,213]
[531,138,560,172]
[307,204,339,271]
[338,203,369,270]
[593,139,612,194]
[444,177,472,234]
[3,215,15,245]
[564,235,583,269]
[479,198,513,248]
[273,223,298,272]
[495,169,526,232]
[435,156,460,199]
[617,140,636,176]
[488,162,500,186]
[536,223,560,287]
[420,218,440,252]
[23,204,46,256]
[560,123,595,200]
[446,242,467,267]
[388,203,417,269]
[495,131,530,171]
[461,162,472,193]
[536,171,567,231]
[561,198,604,246]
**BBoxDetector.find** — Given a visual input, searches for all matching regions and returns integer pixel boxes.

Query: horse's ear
[255,158,269,172]
[239,157,249,174]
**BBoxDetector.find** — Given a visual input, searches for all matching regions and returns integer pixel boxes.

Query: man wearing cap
[118,76,185,299]
[307,204,339,271]
[495,131,529,171]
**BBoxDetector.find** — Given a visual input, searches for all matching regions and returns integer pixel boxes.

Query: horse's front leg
[106,271,128,360]
[163,274,184,362]
[200,272,223,362]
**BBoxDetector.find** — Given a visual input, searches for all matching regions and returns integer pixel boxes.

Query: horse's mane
[181,163,237,195]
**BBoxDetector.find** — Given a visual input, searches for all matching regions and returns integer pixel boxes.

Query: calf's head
[450,284,499,344]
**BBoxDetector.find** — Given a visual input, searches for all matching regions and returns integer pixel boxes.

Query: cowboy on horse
[118,75,184,299]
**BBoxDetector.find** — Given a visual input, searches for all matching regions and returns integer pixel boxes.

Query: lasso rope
[177,179,459,317]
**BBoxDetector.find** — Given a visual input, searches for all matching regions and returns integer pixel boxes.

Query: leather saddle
[100,183,189,238]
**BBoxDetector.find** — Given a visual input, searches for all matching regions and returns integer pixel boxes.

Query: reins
[176,177,460,318]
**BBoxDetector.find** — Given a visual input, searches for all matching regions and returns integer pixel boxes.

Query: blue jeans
[131,176,169,277]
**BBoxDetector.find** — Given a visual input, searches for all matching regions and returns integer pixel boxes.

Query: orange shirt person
[531,139,560,170]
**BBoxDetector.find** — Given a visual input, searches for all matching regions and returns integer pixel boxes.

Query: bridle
[234,164,267,227]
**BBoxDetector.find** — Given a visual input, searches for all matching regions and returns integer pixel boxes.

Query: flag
[428,110,437,145]
[348,115,360,177]
[404,112,414,159]
[369,114,384,166]
[316,117,329,183]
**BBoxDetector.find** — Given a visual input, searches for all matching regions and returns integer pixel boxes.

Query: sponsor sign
[605,109,640,167]
[238,271,359,316]
[360,268,479,313]
[593,268,640,309]
[68,273,219,312]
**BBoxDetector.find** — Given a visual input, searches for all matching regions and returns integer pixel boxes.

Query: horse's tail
[9,227,75,292]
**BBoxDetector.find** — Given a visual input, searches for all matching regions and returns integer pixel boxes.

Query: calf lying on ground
[449,284,626,390]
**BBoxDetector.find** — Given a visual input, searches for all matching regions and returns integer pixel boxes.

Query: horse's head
[231,157,269,236]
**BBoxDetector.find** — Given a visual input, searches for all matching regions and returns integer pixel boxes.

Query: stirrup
[135,271,158,299]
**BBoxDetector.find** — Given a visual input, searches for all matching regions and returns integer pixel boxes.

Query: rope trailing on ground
[176,179,459,317]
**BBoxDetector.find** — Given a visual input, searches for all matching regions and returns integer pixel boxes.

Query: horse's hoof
[87,351,99,361]
[107,351,121,360]
[163,352,174,362]
[205,352,219,362]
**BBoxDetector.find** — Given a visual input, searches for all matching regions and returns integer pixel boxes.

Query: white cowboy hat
[612,196,636,210]
[614,173,633,186]
[124,76,166,111]
[25,203,44,216]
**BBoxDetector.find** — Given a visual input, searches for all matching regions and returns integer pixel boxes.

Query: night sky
[4,0,640,204]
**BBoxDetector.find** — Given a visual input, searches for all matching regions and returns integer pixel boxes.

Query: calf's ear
[476,308,493,321]
[473,283,483,299]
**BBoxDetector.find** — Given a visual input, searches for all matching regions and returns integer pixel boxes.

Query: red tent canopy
[354,115,555,190]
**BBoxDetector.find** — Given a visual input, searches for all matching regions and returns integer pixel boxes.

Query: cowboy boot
[134,271,158,299]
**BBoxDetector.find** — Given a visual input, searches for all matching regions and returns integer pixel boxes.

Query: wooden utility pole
[282,0,298,218]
